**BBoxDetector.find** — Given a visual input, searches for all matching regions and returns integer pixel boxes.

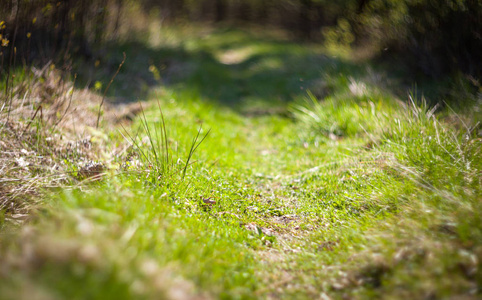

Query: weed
[120,100,210,190]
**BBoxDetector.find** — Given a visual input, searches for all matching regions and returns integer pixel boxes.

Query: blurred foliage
[1,0,480,78]
[0,0,120,71]
[353,0,482,77]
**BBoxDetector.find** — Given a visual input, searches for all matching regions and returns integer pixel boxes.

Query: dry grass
[0,63,141,222]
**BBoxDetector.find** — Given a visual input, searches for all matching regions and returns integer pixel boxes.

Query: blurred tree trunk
[237,1,251,22]
[93,3,107,45]
[112,0,123,39]
[215,0,227,22]
[56,0,74,60]
[357,0,369,14]
[299,0,313,39]
[257,0,269,22]
[172,0,185,18]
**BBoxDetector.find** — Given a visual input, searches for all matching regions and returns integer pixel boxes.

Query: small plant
[291,89,391,140]
[381,94,481,201]
[121,100,210,187]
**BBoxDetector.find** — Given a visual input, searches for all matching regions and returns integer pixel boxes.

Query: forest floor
[1,26,481,299]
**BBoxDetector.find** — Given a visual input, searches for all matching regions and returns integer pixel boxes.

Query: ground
[0,26,481,299]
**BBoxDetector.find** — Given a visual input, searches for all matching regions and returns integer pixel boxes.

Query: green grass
[1,27,481,299]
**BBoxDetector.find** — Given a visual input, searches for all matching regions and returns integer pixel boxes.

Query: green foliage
[381,95,482,214]
[353,0,482,76]
[291,91,481,298]
[291,74,396,139]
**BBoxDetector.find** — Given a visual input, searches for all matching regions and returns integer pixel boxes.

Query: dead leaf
[200,196,216,205]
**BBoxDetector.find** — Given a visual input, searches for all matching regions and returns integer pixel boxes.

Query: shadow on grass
[73,27,405,112]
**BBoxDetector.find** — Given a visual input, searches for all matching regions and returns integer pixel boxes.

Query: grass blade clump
[122,101,210,187]
[383,95,480,197]
[182,125,211,180]
[291,86,394,141]
[291,88,481,298]
[360,96,482,297]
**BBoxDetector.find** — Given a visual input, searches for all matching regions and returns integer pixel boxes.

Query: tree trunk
[215,0,227,22]
[299,0,313,39]
[237,1,251,22]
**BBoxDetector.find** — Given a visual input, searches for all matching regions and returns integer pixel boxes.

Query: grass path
[1,28,481,299]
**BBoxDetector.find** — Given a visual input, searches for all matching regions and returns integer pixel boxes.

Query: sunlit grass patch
[286,91,481,298]
[1,181,259,299]
[291,86,396,141]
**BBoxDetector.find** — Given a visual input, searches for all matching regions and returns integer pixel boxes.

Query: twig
[22,105,43,136]
[54,74,77,129]
[96,52,126,128]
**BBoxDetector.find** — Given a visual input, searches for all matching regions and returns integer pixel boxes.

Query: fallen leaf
[200,196,216,204]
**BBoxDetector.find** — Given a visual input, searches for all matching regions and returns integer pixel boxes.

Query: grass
[1,25,481,299]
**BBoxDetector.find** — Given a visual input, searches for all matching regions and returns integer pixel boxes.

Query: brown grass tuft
[1,63,140,222]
